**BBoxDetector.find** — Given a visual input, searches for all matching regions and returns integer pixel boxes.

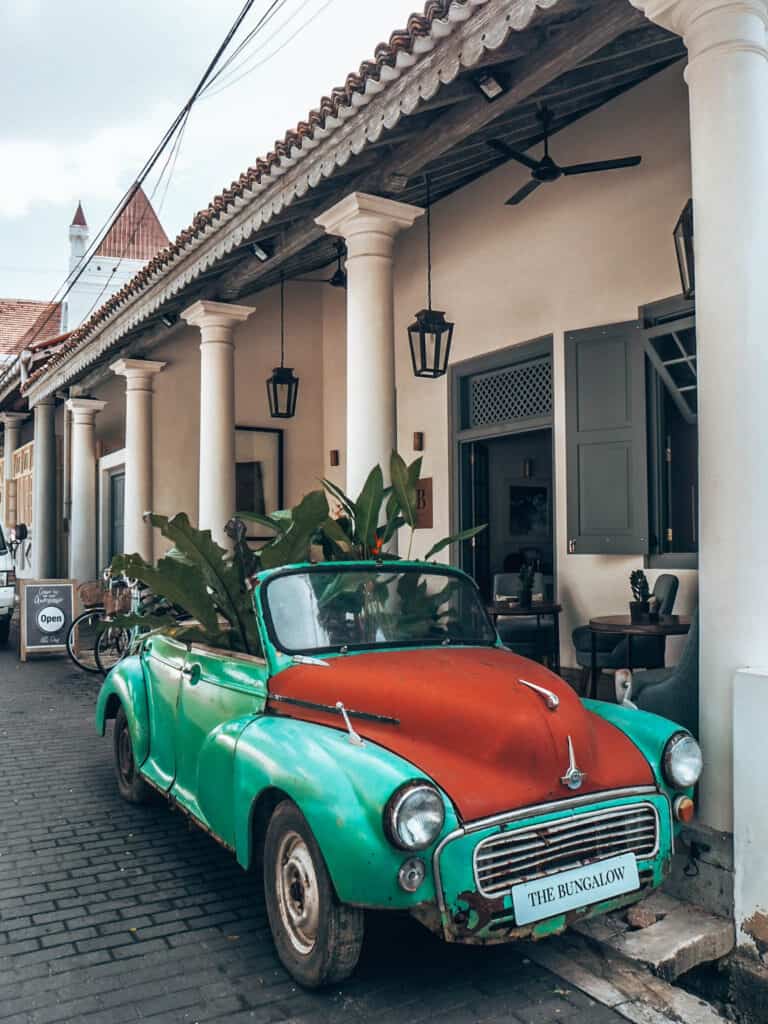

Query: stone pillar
[31,399,57,578]
[66,398,107,582]
[181,300,253,547]
[111,359,165,559]
[0,413,26,533]
[633,0,768,831]
[316,192,423,496]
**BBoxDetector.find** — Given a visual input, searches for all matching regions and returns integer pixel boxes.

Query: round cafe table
[587,614,692,700]
[487,601,562,673]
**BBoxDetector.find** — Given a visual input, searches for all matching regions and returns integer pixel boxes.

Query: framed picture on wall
[235,427,284,539]
[509,483,550,537]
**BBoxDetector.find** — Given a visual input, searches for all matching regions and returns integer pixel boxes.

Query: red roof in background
[0,299,63,356]
[94,186,169,260]
[71,201,87,227]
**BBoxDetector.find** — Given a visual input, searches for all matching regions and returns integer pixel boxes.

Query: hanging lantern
[266,276,300,418]
[674,198,694,299]
[408,175,454,378]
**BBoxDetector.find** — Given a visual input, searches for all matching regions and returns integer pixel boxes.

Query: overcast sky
[0,0,421,302]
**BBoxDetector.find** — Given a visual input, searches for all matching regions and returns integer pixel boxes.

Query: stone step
[572,891,735,981]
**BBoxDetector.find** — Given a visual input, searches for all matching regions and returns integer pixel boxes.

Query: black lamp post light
[674,198,695,299]
[408,176,455,379]
[266,276,299,419]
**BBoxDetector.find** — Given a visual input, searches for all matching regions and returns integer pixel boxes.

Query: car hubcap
[275,830,320,955]
[118,726,133,782]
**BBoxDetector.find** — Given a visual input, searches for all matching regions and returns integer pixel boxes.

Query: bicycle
[67,573,172,675]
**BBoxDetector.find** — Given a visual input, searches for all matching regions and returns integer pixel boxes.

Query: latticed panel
[468,357,552,428]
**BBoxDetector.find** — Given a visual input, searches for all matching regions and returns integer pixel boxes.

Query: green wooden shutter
[565,321,648,555]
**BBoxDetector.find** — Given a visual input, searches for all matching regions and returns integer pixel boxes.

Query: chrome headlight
[663,732,703,789]
[384,782,445,851]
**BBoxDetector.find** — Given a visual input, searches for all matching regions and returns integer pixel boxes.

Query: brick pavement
[0,648,629,1024]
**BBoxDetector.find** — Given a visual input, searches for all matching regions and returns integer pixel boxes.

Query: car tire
[113,705,150,805]
[263,800,364,989]
[0,617,10,648]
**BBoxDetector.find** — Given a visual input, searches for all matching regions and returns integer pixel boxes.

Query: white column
[181,300,253,547]
[111,359,165,560]
[316,192,423,495]
[66,398,107,582]
[31,399,57,578]
[633,0,768,831]
[1,413,26,533]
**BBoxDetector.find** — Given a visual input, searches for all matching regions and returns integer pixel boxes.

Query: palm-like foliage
[109,452,485,653]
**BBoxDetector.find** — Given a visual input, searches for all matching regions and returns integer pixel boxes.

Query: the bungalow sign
[20,580,76,661]
[512,851,640,925]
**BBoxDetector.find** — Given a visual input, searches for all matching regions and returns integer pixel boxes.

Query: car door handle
[181,663,201,685]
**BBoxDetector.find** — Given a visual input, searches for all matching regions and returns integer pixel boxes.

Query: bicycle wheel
[67,609,104,674]
[95,623,132,674]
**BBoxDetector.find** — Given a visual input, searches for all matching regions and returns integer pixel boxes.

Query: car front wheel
[113,706,150,804]
[263,800,364,988]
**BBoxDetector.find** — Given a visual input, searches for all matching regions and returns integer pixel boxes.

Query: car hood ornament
[560,735,587,790]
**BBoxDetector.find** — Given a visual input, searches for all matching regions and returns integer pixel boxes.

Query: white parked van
[0,526,16,646]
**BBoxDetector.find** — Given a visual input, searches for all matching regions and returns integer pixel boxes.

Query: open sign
[20,580,76,661]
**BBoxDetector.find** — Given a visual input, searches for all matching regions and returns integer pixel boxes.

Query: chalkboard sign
[20,580,77,662]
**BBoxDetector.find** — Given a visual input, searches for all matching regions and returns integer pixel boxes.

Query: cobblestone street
[0,649,628,1023]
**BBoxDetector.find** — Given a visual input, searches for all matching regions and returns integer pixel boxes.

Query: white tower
[63,189,169,332]
[69,201,89,272]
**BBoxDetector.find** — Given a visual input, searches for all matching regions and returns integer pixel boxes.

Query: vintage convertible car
[96,561,702,988]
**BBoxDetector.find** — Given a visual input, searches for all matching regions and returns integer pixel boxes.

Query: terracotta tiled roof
[0,299,63,356]
[25,0,505,391]
[95,186,169,260]
[71,201,87,228]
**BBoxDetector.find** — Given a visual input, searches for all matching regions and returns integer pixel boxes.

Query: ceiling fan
[488,105,642,206]
[298,240,347,288]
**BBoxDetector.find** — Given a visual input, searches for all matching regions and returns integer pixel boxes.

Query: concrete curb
[520,933,727,1024]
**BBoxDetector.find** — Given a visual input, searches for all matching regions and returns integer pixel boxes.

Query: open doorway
[459,428,554,600]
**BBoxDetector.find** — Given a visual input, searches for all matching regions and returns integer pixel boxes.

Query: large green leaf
[321,478,356,518]
[355,464,384,551]
[423,524,487,562]
[235,510,289,536]
[260,490,329,569]
[111,551,219,636]
[146,513,259,653]
[390,451,418,528]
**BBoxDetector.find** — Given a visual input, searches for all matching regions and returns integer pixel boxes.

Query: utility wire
[4,0,259,371]
[203,0,338,99]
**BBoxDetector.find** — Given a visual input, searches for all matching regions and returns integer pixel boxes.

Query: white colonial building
[2,0,767,964]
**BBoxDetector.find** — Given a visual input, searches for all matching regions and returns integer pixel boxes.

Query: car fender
[584,699,693,795]
[95,655,151,766]
[233,715,459,909]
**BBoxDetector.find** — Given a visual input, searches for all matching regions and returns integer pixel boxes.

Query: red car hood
[268,647,653,821]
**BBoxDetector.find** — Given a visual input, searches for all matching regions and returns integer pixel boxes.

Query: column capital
[0,412,28,428]
[66,398,107,424]
[111,358,166,390]
[181,300,253,332]
[631,0,768,62]
[315,192,423,250]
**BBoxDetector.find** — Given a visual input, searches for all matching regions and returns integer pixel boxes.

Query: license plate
[511,852,640,926]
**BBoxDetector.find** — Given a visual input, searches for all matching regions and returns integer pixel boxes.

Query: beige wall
[384,64,698,665]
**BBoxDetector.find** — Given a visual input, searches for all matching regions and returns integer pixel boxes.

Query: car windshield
[264,566,496,654]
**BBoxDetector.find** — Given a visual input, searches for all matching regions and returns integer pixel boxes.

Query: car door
[141,634,187,791]
[171,644,268,848]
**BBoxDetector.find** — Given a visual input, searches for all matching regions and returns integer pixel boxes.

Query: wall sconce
[413,432,425,452]
[522,458,534,479]
[329,450,340,467]
[250,241,272,262]
[673,198,694,299]
[161,312,178,328]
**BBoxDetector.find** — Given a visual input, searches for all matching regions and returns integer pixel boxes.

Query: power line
[203,0,338,100]
[7,0,259,364]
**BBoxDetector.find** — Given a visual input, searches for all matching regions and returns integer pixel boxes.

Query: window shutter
[565,321,648,555]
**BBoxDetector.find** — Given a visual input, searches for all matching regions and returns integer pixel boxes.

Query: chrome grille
[473,803,659,897]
